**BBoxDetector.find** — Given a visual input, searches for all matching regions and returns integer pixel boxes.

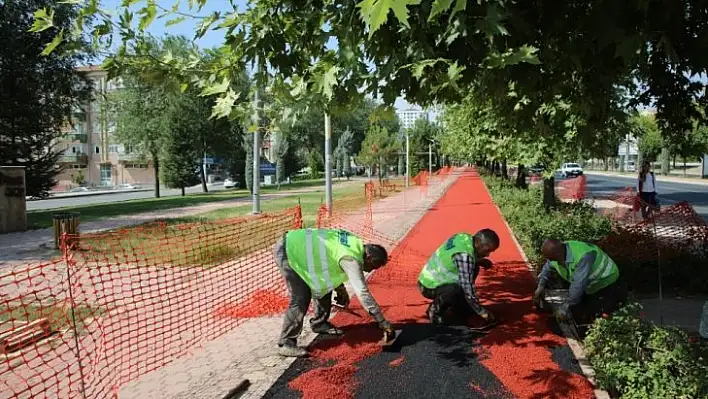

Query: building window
[95,146,100,154]
[108,145,120,153]
[124,163,148,169]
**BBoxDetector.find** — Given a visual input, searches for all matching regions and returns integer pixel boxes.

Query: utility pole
[252,56,262,214]
[428,142,432,175]
[405,129,410,188]
[324,113,333,216]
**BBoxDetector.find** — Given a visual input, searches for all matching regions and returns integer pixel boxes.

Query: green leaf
[138,0,157,31]
[165,16,187,27]
[30,8,54,33]
[428,0,453,22]
[321,65,340,100]
[201,78,231,96]
[211,89,238,119]
[122,0,142,6]
[180,83,189,93]
[357,0,421,37]
[196,12,220,39]
[41,29,64,56]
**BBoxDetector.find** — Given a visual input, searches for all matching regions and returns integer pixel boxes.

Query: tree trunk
[152,153,160,198]
[181,186,185,196]
[501,159,508,179]
[515,163,528,189]
[200,163,209,193]
[660,148,670,175]
[542,176,556,209]
[684,159,687,177]
[672,154,677,169]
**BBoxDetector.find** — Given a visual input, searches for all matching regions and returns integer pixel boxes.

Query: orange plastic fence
[555,175,587,201]
[553,176,708,294]
[1,207,301,399]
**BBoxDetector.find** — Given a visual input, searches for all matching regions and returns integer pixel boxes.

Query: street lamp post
[405,129,410,188]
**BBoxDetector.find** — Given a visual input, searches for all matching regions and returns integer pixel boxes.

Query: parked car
[626,161,636,172]
[560,162,584,178]
[224,177,238,189]
[69,187,89,193]
[117,183,140,190]
[528,163,547,176]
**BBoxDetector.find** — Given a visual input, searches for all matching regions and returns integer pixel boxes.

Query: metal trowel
[379,329,403,348]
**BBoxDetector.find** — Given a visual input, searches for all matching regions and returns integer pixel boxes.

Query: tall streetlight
[324,113,333,216]
[405,128,410,188]
[252,56,262,214]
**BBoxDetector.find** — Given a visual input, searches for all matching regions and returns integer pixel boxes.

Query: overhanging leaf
[428,0,453,22]
[138,0,157,31]
[41,29,64,56]
[165,16,187,27]
[201,78,231,97]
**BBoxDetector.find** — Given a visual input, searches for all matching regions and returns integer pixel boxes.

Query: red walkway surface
[265,169,595,399]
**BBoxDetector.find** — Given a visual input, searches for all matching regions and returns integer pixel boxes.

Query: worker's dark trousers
[418,282,472,318]
[570,281,628,327]
[274,238,332,347]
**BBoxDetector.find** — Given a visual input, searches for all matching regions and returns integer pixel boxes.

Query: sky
[99,0,424,114]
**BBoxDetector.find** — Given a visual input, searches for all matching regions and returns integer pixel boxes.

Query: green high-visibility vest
[285,228,364,298]
[551,241,619,294]
[418,233,476,289]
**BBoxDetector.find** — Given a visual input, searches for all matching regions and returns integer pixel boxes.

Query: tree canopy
[1,0,91,197]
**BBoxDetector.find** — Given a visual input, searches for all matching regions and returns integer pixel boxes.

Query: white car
[223,178,237,189]
[117,183,140,190]
[560,163,584,178]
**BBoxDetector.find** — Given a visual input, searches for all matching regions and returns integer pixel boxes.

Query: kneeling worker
[533,239,626,325]
[273,228,394,357]
[418,229,501,325]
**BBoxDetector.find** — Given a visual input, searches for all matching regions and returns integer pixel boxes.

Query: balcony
[59,153,88,164]
[66,133,88,143]
[118,152,144,162]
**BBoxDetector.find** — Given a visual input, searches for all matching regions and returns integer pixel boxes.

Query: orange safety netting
[555,175,587,201]
[554,177,708,295]
[1,207,302,399]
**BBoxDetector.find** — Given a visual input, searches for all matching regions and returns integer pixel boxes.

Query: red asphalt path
[283,169,595,398]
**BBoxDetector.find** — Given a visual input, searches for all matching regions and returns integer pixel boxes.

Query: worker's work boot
[278,344,308,358]
[311,322,344,336]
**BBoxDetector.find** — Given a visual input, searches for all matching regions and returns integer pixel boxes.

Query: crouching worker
[418,229,501,326]
[533,239,627,328]
[273,228,394,357]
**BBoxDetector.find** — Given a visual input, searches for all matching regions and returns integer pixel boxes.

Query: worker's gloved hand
[477,258,493,270]
[333,286,350,308]
[554,308,571,323]
[481,309,497,324]
[382,325,396,342]
[533,287,545,307]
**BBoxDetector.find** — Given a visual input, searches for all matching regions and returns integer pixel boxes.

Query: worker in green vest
[418,229,501,326]
[272,228,394,358]
[533,239,626,326]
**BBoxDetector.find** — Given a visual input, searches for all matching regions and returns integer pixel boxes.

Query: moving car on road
[224,177,238,189]
[560,163,584,178]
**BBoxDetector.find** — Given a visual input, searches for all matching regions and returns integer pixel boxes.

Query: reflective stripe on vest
[285,228,363,298]
[418,233,476,289]
[551,241,619,294]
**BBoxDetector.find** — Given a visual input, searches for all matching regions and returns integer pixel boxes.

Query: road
[584,173,708,222]
[26,184,230,211]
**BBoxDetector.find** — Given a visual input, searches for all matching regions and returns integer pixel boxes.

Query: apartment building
[56,66,154,190]
[396,108,430,130]
[56,66,273,191]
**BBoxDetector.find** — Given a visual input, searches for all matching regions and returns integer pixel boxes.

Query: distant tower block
[0,166,28,233]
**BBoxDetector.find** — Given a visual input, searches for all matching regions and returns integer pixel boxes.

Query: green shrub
[585,303,708,398]
[483,176,612,270]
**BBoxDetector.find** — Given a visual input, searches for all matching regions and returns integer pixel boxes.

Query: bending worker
[533,239,626,325]
[418,229,501,325]
[272,228,394,357]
